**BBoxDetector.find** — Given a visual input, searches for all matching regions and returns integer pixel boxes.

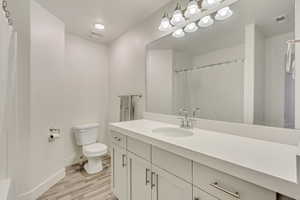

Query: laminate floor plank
[38,155,116,200]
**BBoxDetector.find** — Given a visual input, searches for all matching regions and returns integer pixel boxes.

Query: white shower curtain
[0,10,18,179]
[173,61,244,122]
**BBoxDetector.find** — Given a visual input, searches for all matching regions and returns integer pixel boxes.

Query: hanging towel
[119,95,136,121]
[285,42,296,79]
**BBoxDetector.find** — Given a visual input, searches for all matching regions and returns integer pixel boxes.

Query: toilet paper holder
[48,128,61,142]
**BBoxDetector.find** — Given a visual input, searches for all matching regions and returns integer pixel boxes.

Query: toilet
[73,123,108,174]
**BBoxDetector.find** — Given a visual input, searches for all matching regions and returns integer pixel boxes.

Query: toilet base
[84,156,103,174]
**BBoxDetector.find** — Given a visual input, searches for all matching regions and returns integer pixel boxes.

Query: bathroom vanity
[109,118,300,200]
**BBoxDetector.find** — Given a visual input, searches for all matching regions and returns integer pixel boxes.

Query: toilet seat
[83,143,107,157]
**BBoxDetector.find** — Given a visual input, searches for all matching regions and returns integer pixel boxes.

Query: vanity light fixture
[184,0,201,19]
[201,0,221,9]
[184,22,198,33]
[198,15,214,27]
[159,0,236,38]
[159,13,172,31]
[172,28,185,38]
[215,6,233,20]
[171,3,186,26]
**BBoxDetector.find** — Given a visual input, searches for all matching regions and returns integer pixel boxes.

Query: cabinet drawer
[193,162,276,200]
[152,146,192,183]
[194,186,218,200]
[127,137,151,161]
[110,131,126,148]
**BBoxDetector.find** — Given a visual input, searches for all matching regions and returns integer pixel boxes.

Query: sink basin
[152,127,194,138]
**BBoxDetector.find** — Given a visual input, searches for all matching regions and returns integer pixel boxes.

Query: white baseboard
[17,168,65,200]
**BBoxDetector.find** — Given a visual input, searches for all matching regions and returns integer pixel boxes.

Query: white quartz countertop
[110,119,299,184]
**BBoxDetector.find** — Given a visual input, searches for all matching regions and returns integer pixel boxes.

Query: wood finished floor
[38,155,117,200]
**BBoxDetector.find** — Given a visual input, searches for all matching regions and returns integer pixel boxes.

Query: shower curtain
[173,61,244,122]
[0,9,18,179]
[173,71,191,114]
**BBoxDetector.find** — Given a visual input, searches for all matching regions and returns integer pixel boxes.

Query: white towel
[285,42,296,79]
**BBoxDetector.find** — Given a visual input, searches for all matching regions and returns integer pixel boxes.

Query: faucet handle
[192,107,200,118]
[179,108,189,116]
[177,117,185,128]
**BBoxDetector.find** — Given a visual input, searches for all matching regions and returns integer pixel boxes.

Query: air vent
[275,15,287,23]
[89,31,104,39]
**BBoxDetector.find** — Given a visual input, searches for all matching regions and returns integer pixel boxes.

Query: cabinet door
[151,166,193,200]
[193,186,218,200]
[127,152,152,200]
[112,144,127,200]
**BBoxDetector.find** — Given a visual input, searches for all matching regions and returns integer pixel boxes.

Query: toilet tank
[73,123,99,146]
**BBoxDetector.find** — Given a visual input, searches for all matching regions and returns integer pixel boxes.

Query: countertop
[110,119,299,184]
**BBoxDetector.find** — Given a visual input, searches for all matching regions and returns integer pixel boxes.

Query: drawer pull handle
[210,182,240,199]
[122,154,126,167]
[151,172,156,189]
[145,168,150,185]
[113,136,121,142]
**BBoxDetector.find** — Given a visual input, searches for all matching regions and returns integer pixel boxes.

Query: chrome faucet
[178,108,189,128]
[178,108,200,129]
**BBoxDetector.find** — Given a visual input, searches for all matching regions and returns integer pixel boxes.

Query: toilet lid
[83,143,107,154]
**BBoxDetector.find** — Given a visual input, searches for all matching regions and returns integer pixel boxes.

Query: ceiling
[36,0,172,43]
[149,0,295,55]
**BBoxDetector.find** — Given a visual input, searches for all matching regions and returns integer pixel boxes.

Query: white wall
[30,0,66,192]
[253,27,266,125]
[295,0,300,129]
[12,1,110,198]
[264,32,294,128]
[147,49,173,114]
[0,6,10,180]
[244,24,255,124]
[186,45,244,122]
[173,51,193,70]
[108,1,175,124]
[173,51,193,113]
[9,0,31,195]
[64,34,109,164]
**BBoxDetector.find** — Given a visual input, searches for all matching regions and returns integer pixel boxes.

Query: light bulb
[198,15,214,27]
[184,22,198,33]
[215,7,233,20]
[170,4,186,26]
[159,17,172,31]
[172,29,185,38]
[184,0,201,19]
[201,0,221,9]
[171,10,186,26]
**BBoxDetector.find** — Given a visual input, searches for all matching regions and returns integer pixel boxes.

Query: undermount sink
[152,127,194,138]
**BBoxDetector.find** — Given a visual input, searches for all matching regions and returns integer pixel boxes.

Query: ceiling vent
[275,15,287,23]
[90,31,104,39]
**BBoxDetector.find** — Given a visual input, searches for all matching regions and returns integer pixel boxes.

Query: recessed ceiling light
[94,23,105,30]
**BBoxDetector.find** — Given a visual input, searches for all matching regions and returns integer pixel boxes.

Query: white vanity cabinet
[111,143,128,200]
[110,131,277,200]
[151,165,193,200]
[127,152,151,200]
[193,162,276,200]
[193,187,219,200]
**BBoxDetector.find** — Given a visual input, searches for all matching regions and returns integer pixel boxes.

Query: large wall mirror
[146,0,296,129]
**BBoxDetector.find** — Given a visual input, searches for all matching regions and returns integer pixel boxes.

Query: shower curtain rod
[1,0,13,25]
[174,58,244,73]
[118,94,142,98]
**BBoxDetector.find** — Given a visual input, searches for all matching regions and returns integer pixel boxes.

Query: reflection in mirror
[146,0,295,129]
